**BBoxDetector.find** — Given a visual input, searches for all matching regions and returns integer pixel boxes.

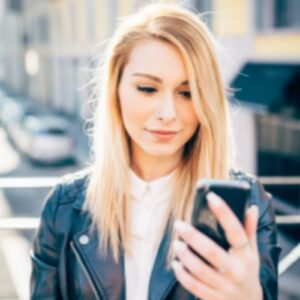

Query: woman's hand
[171,192,263,300]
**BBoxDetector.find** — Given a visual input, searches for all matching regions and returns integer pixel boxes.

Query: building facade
[0,0,300,173]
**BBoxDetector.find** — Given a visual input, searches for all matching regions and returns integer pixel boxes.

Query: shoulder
[230,169,279,245]
[40,168,91,218]
[230,168,273,216]
[32,169,92,267]
[57,167,91,205]
[229,168,256,183]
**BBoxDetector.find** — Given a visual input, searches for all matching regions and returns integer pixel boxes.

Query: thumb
[245,205,259,250]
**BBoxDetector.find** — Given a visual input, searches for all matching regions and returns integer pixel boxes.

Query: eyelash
[137,86,156,93]
[137,86,191,99]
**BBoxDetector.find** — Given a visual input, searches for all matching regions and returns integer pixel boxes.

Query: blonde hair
[85,3,234,266]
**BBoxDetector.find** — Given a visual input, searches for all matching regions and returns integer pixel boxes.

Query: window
[37,16,49,44]
[186,0,212,12]
[256,0,300,31]
[274,0,300,29]
[181,0,213,28]
[8,0,22,12]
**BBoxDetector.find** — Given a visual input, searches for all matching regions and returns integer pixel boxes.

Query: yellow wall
[213,0,248,36]
[95,0,110,40]
[254,34,300,58]
[76,1,86,44]
[117,0,132,17]
[52,1,69,45]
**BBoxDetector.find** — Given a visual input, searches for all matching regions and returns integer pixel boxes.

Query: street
[0,125,84,300]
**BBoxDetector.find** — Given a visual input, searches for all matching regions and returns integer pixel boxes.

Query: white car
[15,115,76,164]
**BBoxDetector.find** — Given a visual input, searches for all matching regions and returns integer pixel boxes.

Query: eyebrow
[132,73,189,86]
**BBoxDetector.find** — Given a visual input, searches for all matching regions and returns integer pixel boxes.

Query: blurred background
[0,0,299,299]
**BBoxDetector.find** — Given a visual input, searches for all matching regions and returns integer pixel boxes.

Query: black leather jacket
[30,170,281,300]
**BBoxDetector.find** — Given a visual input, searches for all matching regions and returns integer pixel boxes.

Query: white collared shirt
[125,169,174,300]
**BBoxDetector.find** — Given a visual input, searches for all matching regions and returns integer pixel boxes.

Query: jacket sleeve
[250,178,281,300]
[30,184,63,300]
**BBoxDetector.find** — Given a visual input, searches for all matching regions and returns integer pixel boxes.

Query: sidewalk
[0,190,28,300]
[0,231,23,300]
[0,233,18,300]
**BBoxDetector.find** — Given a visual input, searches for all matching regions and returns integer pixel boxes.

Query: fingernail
[207,192,221,207]
[247,205,258,216]
[249,205,258,211]
[174,220,188,234]
[173,240,186,252]
[171,260,181,271]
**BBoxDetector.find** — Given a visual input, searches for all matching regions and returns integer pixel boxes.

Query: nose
[155,92,177,122]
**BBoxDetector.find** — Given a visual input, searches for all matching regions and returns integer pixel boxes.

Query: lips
[146,128,180,141]
[148,129,179,135]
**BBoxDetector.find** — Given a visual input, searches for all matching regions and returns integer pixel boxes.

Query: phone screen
[191,179,251,250]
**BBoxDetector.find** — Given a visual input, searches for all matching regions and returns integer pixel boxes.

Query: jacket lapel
[71,209,126,300]
[148,220,177,300]
[71,180,177,300]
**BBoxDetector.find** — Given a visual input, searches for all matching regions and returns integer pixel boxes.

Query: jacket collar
[129,169,175,203]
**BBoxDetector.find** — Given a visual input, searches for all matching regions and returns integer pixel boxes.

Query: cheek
[181,105,199,133]
[190,114,200,131]
[119,89,149,132]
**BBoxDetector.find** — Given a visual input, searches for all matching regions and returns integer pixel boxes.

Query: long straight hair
[85,3,234,266]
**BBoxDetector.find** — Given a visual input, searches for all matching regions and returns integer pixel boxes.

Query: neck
[131,152,181,181]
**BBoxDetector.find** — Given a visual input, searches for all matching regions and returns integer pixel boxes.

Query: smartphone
[191,179,251,251]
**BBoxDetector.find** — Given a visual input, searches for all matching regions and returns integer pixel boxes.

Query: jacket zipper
[70,241,102,300]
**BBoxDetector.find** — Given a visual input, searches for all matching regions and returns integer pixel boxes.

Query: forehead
[124,37,188,80]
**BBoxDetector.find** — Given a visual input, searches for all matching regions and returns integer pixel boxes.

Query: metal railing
[260,176,300,276]
[0,176,299,277]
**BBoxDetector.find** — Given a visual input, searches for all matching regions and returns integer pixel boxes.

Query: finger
[172,239,229,290]
[174,220,228,271]
[244,205,259,250]
[171,260,222,300]
[207,192,249,249]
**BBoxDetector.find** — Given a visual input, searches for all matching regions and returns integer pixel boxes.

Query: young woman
[30,4,280,300]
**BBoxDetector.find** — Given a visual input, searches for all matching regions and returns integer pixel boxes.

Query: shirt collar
[129,169,175,203]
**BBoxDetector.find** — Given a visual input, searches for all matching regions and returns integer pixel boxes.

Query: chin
[143,144,182,159]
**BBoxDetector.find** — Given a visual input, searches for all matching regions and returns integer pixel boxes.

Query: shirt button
[79,234,89,245]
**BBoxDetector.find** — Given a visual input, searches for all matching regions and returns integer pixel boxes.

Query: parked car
[14,114,76,165]
[0,99,37,142]
[0,97,13,122]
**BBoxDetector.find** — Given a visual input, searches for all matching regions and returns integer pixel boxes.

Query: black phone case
[191,179,251,251]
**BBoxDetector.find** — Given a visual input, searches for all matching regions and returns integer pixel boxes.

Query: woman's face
[118,37,199,164]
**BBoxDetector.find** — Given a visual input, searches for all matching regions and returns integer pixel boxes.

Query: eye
[137,86,157,94]
[180,90,191,99]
